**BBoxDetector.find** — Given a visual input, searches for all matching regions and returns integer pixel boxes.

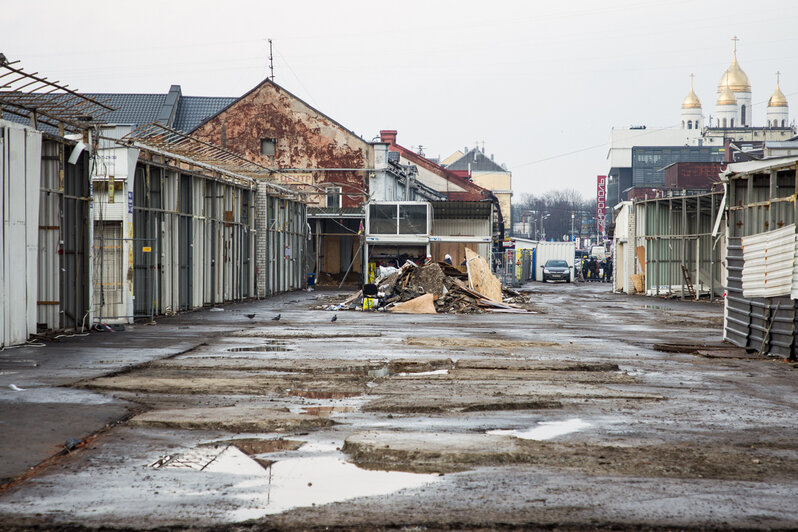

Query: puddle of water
[202,438,304,454]
[397,369,449,377]
[367,366,389,378]
[151,445,265,474]
[231,455,440,520]
[487,418,591,440]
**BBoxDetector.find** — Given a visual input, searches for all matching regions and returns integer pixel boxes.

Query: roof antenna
[268,39,275,81]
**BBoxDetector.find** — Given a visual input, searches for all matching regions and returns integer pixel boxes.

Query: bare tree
[512,189,596,242]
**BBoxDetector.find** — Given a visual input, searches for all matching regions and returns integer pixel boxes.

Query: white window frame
[325,186,342,209]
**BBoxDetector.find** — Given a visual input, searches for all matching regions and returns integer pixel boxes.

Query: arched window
[730,118,734,127]
[741,105,746,125]
[687,121,692,129]
[681,120,685,129]
[694,120,699,129]
[782,119,786,127]
[722,118,727,128]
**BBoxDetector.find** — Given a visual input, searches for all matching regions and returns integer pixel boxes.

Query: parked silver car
[541,259,571,282]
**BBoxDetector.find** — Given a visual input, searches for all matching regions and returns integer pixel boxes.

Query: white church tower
[717,36,752,127]
[767,72,789,128]
[681,73,703,132]
[716,82,738,128]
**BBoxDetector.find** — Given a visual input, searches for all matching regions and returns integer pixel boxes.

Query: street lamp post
[571,211,575,242]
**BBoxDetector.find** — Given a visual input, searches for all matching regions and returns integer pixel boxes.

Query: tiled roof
[174,96,237,132]
[82,93,166,127]
[2,90,237,134]
[446,149,507,173]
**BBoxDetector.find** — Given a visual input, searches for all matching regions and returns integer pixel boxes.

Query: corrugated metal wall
[430,218,491,262]
[38,140,62,329]
[724,164,797,358]
[131,162,264,315]
[634,192,724,299]
[1,121,41,346]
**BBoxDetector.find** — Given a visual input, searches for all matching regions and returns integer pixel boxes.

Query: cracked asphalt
[0,282,796,531]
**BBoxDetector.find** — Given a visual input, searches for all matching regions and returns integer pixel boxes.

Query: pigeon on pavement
[245,313,256,320]
[272,314,281,321]
[331,314,337,322]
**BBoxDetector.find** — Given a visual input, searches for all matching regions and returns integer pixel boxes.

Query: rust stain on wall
[193,81,372,208]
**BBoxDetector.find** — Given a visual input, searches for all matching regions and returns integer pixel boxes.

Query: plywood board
[322,236,341,275]
[635,246,646,271]
[465,248,502,302]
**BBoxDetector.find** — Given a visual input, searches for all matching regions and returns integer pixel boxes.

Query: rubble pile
[327,256,530,314]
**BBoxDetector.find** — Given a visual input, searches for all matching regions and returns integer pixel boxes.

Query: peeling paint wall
[192,81,373,208]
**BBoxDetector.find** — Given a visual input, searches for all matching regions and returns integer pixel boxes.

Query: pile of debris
[328,250,530,315]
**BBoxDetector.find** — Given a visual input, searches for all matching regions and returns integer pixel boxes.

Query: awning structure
[0,56,115,133]
[120,123,307,199]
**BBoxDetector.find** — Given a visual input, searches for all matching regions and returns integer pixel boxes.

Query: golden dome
[717,84,737,106]
[718,54,751,93]
[682,75,701,109]
[769,76,788,107]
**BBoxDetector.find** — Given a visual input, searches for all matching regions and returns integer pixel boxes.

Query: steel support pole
[681,196,687,300]
[695,195,700,297]
[710,192,716,302]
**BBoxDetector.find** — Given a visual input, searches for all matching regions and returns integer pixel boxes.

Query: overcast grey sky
[4,1,797,200]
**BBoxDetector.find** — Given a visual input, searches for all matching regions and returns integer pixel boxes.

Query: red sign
[596,175,607,236]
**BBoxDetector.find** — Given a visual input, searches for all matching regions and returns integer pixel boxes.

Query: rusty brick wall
[192,81,372,208]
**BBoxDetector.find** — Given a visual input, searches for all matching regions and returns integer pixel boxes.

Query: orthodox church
[680,37,791,132]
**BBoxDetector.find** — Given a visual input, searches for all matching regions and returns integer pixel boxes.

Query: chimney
[380,130,397,145]
[491,153,494,161]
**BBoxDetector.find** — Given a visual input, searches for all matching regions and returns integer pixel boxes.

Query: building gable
[191,79,373,208]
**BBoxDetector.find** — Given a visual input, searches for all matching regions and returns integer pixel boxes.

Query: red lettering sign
[596,175,607,236]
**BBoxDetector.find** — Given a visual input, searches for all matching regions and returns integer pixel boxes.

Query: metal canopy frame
[120,123,309,200]
[0,56,115,133]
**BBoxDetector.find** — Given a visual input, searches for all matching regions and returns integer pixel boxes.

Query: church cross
[732,35,739,55]
[776,70,781,86]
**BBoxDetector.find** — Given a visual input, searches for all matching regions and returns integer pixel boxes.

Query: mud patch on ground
[287,390,361,399]
[300,406,354,416]
[455,359,620,372]
[80,367,369,397]
[343,431,798,481]
[129,406,336,433]
[387,358,454,374]
[149,357,387,375]
[404,337,561,349]
[362,362,654,413]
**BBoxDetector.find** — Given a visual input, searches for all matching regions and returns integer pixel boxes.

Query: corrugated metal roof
[741,224,796,298]
[724,155,798,177]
